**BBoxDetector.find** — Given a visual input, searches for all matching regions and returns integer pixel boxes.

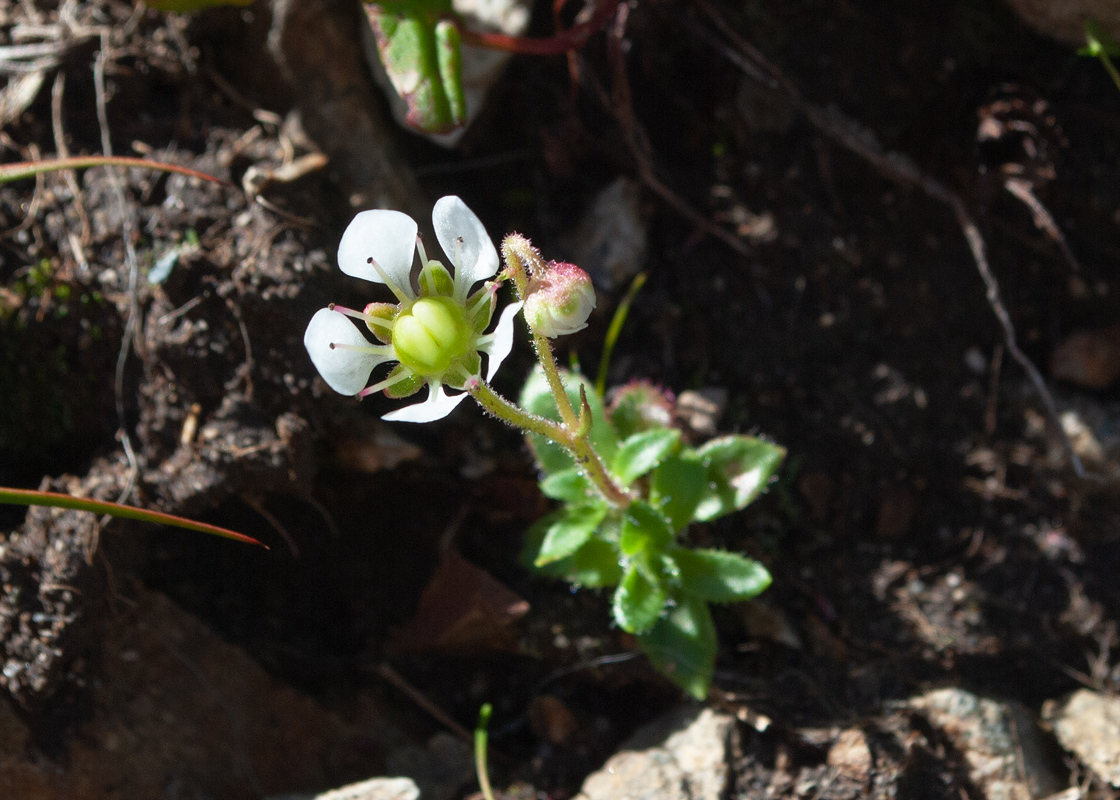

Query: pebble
[573,706,736,800]
[269,777,420,800]
[1043,688,1120,788]
[910,687,1061,800]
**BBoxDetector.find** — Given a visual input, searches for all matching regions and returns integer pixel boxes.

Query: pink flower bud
[523,261,596,338]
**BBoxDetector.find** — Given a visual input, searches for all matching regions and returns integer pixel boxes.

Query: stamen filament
[329,342,394,357]
[367,257,413,307]
[415,234,429,267]
[329,304,395,330]
[467,284,494,317]
[357,369,415,398]
[453,236,466,302]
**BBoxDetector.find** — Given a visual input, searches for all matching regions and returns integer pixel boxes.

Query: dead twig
[603,1,751,257]
[375,661,476,744]
[49,71,91,251]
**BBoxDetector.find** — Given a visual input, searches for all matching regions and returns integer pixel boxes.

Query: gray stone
[386,731,475,800]
[574,706,737,800]
[567,177,648,292]
[269,776,420,800]
[1044,688,1120,787]
[269,0,426,216]
[911,688,1061,800]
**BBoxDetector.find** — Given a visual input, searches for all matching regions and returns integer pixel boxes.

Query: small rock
[827,728,872,782]
[386,731,474,800]
[574,706,737,800]
[529,695,580,746]
[675,388,728,439]
[1052,324,1120,390]
[333,420,423,473]
[567,178,648,292]
[1043,688,1120,787]
[797,472,834,523]
[1002,0,1120,46]
[911,688,1061,800]
[802,614,849,663]
[875,486,918,539]
[738,600,803,650]
[269,777,420,800]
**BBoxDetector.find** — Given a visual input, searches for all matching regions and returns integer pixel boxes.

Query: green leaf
[565,537,624,587]
[604,378,671,440]
[619,499,674,557]
[693,435,785,522]
[534,504,608,566]
[1081,19,1120,56]
[638,596,717,699]
[612,565,667,634]
[520,365,619,476]
[650,451,707,531]
[366,6,466,134]
[523,512,623,586]
[539,468,592,503]
[611,428,680,486]
[673,548,771,603]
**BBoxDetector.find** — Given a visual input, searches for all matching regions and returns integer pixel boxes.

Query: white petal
[382,383,468,423]
[337,209,418,295]
[479,301,522,381]
[304,308,394,396]
[432,196,499,299]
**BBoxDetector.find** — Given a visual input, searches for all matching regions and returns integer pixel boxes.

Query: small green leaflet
[611,428,680,486]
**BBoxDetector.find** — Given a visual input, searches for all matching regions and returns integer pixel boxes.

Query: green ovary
[392,296,472,377]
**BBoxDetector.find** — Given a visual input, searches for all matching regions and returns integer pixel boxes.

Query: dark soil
[2,0,1120,798]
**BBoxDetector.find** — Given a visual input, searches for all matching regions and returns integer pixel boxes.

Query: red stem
[457,0,619,55]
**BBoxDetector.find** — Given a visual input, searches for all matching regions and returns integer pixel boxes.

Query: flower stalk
[490,233,631,507]
[466,378,633,507]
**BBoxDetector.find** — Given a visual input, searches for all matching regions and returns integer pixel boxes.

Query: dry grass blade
[0,155,231,185]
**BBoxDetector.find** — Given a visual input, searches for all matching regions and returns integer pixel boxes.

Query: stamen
[329,342,394,356]
[453,236,467,301]
[357,369,415,398]
[467,287,493,317]
[447,364,473,386]
[415,234,429,267]
[366,256,412,307]
[330,304,394,330]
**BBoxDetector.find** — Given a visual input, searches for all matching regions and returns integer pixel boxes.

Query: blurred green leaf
[650,451,706,531]
[611,428,680,486]
[693,435,784,522]
[534,504,608,566]
[673,548,771,603]
[539,468,593,503]
[619,498,674,556]
[366,5,466,134]
[638,596,717,699]
[613,564,667,634]
[1080,19,1120,56]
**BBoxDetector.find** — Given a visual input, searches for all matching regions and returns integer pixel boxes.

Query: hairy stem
[468,380,632,507]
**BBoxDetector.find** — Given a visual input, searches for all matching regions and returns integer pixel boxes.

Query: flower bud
[523,261,596,338]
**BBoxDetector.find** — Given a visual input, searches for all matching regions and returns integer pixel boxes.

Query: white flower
[304,196,521,422]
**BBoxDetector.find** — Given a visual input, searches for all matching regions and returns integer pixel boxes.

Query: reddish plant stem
[456,0,619,55]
